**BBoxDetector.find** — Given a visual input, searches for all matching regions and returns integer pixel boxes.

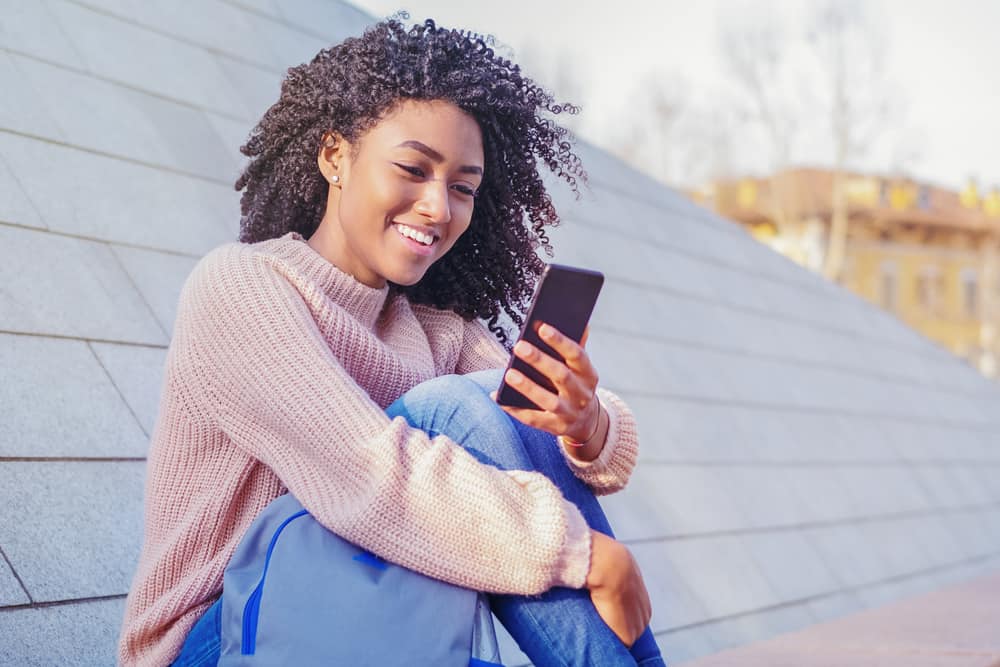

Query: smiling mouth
[393,222,438,247]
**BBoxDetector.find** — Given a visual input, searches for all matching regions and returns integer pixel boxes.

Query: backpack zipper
[241,508,309,655]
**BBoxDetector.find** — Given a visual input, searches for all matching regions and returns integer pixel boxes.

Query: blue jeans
[173,369,665,666]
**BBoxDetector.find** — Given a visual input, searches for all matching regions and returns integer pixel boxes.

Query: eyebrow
[395,140,483,176]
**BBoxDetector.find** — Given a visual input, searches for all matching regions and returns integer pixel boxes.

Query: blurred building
[693,169,1000,378]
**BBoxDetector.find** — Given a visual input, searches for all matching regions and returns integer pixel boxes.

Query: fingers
[503,367,560,412]
[514,334,597,396]
[536,323,598,378]
[512,342,589,399]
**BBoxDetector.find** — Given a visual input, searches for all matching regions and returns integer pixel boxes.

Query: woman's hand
[491,323,607,461]
[587,530,652,647]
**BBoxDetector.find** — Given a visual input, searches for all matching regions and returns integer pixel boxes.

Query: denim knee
[461,368,505,395]
[389,374,500,431]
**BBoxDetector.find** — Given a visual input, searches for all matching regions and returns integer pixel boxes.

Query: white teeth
[395,224,434,246]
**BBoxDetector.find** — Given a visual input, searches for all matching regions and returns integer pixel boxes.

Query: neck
[307,219,386,289]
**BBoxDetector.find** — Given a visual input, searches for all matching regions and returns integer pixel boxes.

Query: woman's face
[314,99,485,288]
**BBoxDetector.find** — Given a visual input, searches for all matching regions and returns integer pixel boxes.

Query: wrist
[559,404,608,462]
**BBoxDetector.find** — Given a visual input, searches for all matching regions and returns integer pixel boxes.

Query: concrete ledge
[685,569,1000,666]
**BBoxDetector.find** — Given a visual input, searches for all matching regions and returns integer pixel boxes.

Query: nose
[414,180,451,225]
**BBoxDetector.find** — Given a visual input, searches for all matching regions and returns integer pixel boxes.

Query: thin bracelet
[558,402,602,448]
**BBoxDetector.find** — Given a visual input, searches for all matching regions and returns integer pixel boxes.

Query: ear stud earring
[331,175,340,183]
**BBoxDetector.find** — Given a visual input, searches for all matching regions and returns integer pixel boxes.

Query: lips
[392,222,438,257]
[393,222,438,246]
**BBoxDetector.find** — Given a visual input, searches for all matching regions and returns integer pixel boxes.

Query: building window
[879,260,897,311]
[918,185,931,210]
[916,265,944,314]
[961,267,978,318]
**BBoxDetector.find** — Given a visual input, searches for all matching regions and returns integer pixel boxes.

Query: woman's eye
[452,184,478,197]
[395,163,424,178]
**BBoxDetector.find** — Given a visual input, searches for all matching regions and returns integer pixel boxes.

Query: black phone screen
[495,263,604,409]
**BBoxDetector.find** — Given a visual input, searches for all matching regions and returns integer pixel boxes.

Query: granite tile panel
[0,151,46,231]
[204,111,253,183]
[0,133,237,255]
[48,0,253,118]
[0,597,126,666]
[857,520,934,579]
[270,0,373,43]
[658,625,719,666]
[727,407,801,463]
[0,0,86,66]
[0,461,144,602]
[10,53,179,170]
[0,226,167,344]
[903,515,972,569]
[630,540,713,631]
[649,343,738,402]
[945,511,998,559]
[242,6,336,67]
[74,0,297,69]
[804,524,892,588]
[635,464,751,536]
[909,465,972,509]
[701,605,817,654]
[10,53,236,181]
[743,531,841,604]
[213,57,282,127]
[0,554,29,606]
[838,467,933,516]
[782,466,859,523]
[585,333,679,397]
[599,472,674,542]
[621,396,752,463]
[715,466,805,529]
[90,342,168,437]
[0,51,65,142]
[123,87,240,181]
[805,590,864,624]
[948,466,996,505]
[0,333,148,457]
[110,245,198,333]
[663,535,781,620]
[775,413,858,463]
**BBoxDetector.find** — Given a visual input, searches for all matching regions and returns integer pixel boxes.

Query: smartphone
[496,263,604,410]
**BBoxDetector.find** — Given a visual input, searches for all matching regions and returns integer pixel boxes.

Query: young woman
[120,17,665,666]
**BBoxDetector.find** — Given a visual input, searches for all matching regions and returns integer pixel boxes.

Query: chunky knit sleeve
[456,319,639,495]
[174,246,591,595]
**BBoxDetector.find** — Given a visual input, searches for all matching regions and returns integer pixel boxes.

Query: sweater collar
[276,231,390,329]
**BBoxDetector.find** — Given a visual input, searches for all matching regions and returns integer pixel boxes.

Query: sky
[347,0,1000,192]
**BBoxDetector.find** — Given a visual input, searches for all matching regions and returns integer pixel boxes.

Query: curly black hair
[234,16,585,345]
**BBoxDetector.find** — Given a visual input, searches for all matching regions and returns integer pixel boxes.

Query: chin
[386,267,429,287]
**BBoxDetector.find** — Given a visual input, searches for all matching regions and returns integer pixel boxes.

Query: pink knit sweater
[119,232,639,666]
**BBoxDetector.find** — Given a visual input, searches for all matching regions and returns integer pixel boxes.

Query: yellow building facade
[695,169,1000,378]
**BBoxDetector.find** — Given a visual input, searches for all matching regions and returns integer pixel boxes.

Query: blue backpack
[218,493,504,666]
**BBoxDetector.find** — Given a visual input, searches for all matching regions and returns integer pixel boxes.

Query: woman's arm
[174,245,590,595]
[456,319,639,495]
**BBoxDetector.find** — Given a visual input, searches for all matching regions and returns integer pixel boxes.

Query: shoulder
[188,239,278,282]
[183,238,291,302]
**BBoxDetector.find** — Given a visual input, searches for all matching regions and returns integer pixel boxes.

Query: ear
[317,131,350,186]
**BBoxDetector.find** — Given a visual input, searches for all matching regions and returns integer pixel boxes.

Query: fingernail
[514,341,531,355]
[506,369,522,385]
[539,324,554,338]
